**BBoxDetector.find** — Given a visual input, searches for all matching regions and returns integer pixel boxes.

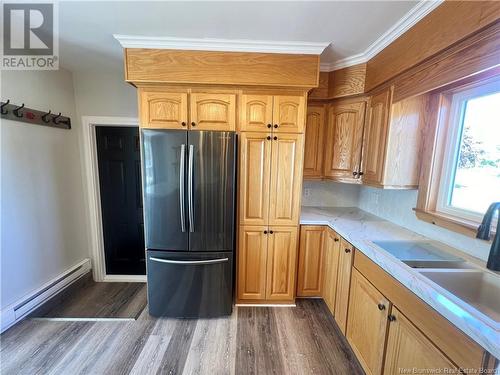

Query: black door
[96,126,145,275]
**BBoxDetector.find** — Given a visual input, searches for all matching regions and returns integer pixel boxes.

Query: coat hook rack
[0,100,71,129]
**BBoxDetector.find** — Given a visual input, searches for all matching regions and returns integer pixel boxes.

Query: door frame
[81,116,146,282]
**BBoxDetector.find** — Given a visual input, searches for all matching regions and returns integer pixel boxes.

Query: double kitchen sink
[372,241,500,324]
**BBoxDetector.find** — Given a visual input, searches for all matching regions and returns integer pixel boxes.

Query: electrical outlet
[304,188,312,198]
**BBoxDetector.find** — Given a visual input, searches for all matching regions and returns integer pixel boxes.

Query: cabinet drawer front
[303,105,326,179]
[190,93,236,131]
[347,268,390,375]
[239,94,273,132]
[272,95,306,133]
[384,307,457,375]
[268,133,304,226]
[140,91,188,129]
[297,226,325,297]
[237,226,268,300]
[266,226,298,301]
[239,133,272,226]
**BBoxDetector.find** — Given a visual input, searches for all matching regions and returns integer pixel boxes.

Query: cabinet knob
[269,230,274,234]
[388,314,396,322]
[267,136,271,140]
[358,171,364,176]
[264,230,268,234]
[273,136,278,140]
[181,121,187,127]
[344,248,351,253]
[274,124,279,128]
[352,171,358,176]
[378,303,386,311]
[267,124,272,128]
[334,238,339,242]
[191,122,196,127]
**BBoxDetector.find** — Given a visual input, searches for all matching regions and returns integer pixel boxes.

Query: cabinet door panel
[239,133,271,226]
[266,226,298,301]
[347,269,390,375]
[140,91,188,129]
[322,228,341,314]
[240,94,273,132]
[272,95,306,133]
[334,238,354,334]
[303,106,326,179]
[384,308,457,375]
[269,134,304,226]
[297,226,325,297]
[324,100,365,182]
[190,93,236,131]
[237,226,268,300]
[362,87,392,185]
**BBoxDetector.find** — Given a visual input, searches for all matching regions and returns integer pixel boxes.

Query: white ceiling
[59,1,426,74]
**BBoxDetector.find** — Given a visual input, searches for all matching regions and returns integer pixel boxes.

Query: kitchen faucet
[476,202,500,271]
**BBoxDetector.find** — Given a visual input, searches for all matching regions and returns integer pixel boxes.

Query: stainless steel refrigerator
[141,129,236,318]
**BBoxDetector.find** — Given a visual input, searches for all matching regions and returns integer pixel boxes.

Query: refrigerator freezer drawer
[146,250,233,318]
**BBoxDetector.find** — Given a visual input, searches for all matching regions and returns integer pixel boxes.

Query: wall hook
[1,100,10,115]
[52,112,62,124]
[41,110,52,123]
[13,103,25,118]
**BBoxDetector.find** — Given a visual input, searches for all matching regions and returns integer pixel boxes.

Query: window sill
[413,208,495,241]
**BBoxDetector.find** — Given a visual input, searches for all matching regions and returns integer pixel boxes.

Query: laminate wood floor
[1,299,363,375]
[29,273,147,320]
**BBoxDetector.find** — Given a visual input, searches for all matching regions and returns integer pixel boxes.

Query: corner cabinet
[139,88,236,131]
[297,226,325,297]
[322,228,341,315]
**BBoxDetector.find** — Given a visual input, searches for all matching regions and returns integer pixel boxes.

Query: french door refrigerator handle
[149,257,228,265]
[188,144,195,232]
[179,144,186,232]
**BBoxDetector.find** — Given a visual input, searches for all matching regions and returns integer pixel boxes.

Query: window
[437,80,500,222]
[415,75,500,236]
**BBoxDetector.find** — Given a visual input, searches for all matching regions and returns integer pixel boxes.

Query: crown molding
[114,35,330,55]
[320,0,443,71]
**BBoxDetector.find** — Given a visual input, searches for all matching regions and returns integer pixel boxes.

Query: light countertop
[300,206,500,359]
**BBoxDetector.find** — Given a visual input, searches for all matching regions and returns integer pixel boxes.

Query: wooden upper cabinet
[268,133,304,226]
[297,226,325,297]
[322,228,341,315]
[347,269,391,375]
[324,99,365,182]
[140,91,188,129]
[239,94,273,132]
[272,95,306,133]
[362,87,392,186]
[239,133,271,226]
[383,307,458,375]
[237,226,268,301]
[189,93,236,131]
[334,238,354,334]
[303,105,326,179]
[266,226,298,301]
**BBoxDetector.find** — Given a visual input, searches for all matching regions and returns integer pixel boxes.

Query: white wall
[1,69,89,309]
[302,181,491,261]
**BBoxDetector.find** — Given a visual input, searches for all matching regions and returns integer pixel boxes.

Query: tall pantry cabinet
[237,93,306,303]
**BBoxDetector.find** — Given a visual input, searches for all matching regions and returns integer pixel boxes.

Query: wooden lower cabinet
[384,307,457,374]
[346,269,391,375]
[297,226,325,297]
[334,238,355,334]
[266,226,298,301]
[322,228,341,314]
[237,225,298,303]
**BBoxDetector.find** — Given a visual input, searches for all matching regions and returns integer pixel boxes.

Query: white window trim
[436,80,500,224]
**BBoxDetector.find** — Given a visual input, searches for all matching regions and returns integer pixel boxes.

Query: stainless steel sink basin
[402,260,474,269]
[419,270,500,323]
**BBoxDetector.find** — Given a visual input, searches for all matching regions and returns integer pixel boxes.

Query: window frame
[415,73,500,238]
[435,80,500,223]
